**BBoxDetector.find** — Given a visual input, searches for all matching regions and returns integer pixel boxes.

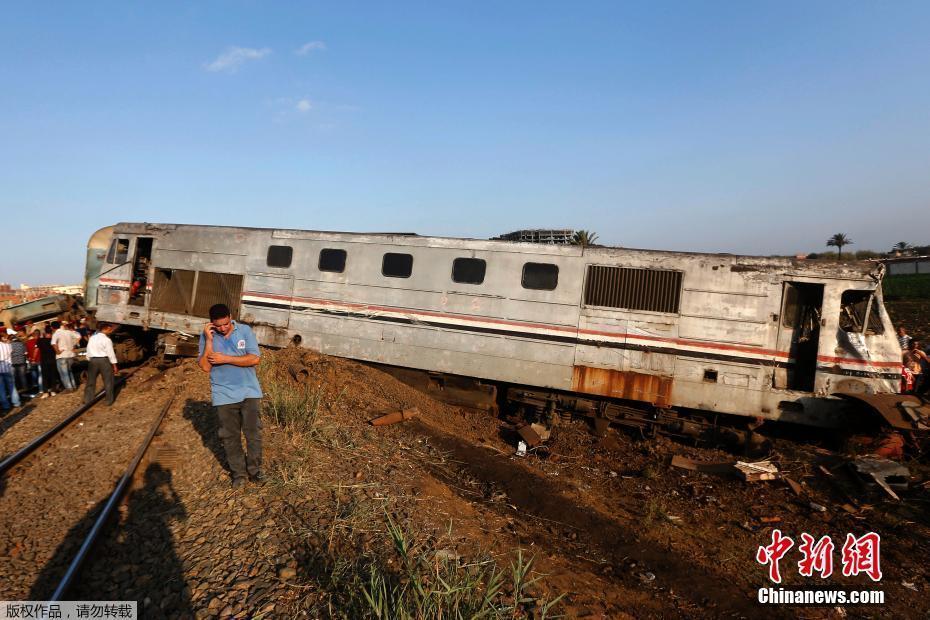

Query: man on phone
[198,303,263,488]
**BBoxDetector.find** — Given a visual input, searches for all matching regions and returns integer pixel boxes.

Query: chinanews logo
[754,530,884,606]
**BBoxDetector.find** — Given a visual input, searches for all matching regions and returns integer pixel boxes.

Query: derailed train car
[85,222,909,431]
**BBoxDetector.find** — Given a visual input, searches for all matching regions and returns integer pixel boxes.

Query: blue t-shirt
[198,321,263,406]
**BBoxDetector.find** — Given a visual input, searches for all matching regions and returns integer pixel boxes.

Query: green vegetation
[826,233,853,259]
[359,516,562,619]
[258,360,324,433]
[571,230,599,247]
[883,274,930,300]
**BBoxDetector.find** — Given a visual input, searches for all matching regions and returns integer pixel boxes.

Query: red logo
[756,529,794,584]
[757,531,882,583]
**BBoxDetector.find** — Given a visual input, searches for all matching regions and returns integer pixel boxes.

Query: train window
[452,258,486,285]
[319,248,347,273]
[583,265,682,313]
[107,238,130,264]
[522,262,559,290]
[267,245,293,268]
[382,253,413,278]
[839,290,884,335]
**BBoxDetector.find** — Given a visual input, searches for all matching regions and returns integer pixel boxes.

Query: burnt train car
[85,222,904,430]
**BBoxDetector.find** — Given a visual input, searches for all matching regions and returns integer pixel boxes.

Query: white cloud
[203,46,271,73]
[295,99,313,112]
[295,41,326,55]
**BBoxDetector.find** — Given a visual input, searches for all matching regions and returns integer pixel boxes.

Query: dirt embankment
[2,346,927,618]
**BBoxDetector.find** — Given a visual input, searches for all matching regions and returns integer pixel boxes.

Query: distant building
[0,283,84,307]
[493,229,574,244]
[882,255,930,276]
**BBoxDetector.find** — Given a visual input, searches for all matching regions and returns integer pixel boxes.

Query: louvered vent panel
[583,266,682,314]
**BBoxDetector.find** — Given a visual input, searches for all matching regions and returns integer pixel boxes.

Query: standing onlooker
[50,320,80,391]
[904,340,930,396]
[25,329,41,393]
[897,326,913,351]
[84,323,119,406]
[37,326,61,397]
[10,330,28,394]
[76,317,91,347]
[198,304,264,488]
[0,330,22,411]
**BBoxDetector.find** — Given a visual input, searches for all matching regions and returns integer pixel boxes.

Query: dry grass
[257,349,563,618]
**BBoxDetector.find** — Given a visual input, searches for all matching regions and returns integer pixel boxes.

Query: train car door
[774,282,824,392]
[127,237,153,307]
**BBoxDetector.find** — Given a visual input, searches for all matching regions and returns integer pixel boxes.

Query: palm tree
[572,230,599,247]
[826,233,852,259]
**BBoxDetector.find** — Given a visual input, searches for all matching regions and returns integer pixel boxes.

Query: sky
[1,1,929,284]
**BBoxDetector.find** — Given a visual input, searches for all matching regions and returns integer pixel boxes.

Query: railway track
[0,365,179,600]
[0,369,139,477]
[50,389,177,600]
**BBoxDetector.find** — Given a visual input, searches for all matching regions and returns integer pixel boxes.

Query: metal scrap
[670,455,735,475]
[850,456,909,500]
[370,407,419,426]
[735,460,779,482]
[517,423,551,447]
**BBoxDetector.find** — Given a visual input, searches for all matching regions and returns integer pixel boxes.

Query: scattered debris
[517,423,551,447]
[902,581,919,592]
[638,571,656,583]
[784,478,804,496]
[734,460,779,482]
[670,455,735,475]
[370,407,419,426]
[434,549,461,562]
[809,502,828,513]
[872,432,905,459]
[515,441,527,458]
[850,457,909,500]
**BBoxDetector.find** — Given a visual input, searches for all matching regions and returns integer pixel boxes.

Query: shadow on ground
[41,463,194,618]
[182,398,231,477]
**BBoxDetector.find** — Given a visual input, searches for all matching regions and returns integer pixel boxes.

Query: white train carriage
[85,223,903,429]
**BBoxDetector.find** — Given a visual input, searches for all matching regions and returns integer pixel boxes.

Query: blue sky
[1,2,929,284]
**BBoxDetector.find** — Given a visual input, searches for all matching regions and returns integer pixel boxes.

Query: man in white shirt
[84,323,119,406]
[50,320,80,391]
[0,330,22,411]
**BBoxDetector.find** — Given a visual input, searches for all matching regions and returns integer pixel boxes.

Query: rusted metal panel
[835,392,930,431]
[572,365,673,407]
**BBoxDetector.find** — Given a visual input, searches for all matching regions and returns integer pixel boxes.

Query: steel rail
[0,369,142,477]
[51,388,178,601]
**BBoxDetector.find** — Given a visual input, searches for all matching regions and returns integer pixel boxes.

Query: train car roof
[108,222,883,280]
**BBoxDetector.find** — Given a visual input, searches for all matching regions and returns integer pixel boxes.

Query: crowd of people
[899,326,930,397]
[0,316,119,413]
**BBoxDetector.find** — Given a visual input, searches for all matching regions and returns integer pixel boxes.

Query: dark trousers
[216,398,263,479]
[84,358,115,405]
[40,361,61,393]
[13,364,28,391]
